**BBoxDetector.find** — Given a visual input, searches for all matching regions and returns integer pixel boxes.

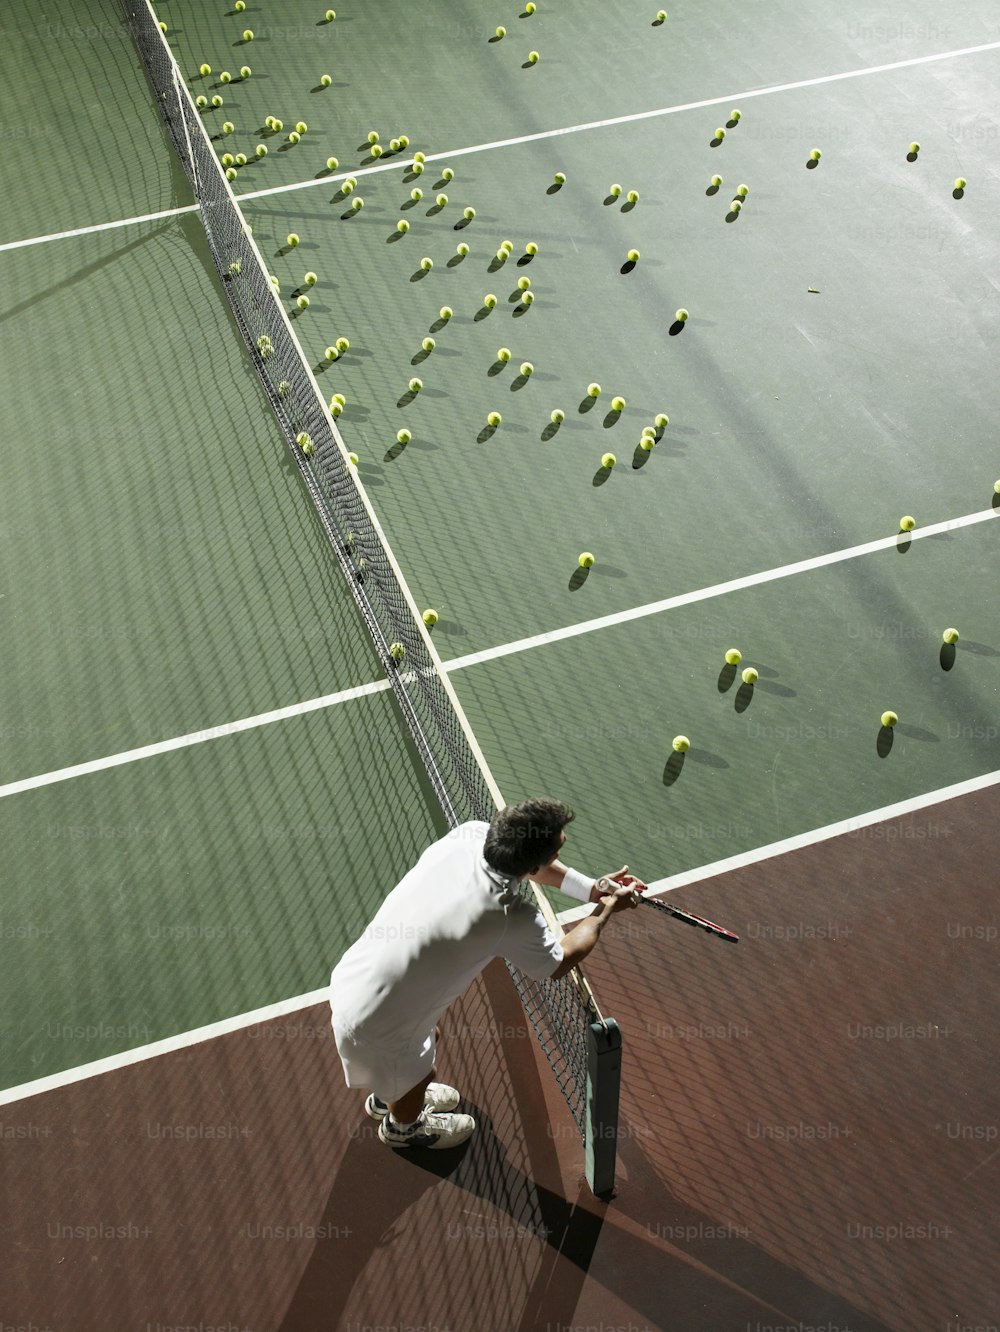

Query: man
[329,797,646,1150]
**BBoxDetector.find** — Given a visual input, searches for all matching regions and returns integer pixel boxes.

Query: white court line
[0,679,388,802]
[5,764,999,1105]
[236,40,1000,203]
[445,508,997,675]
[0,203,199,253]
[0,508,993,803]
[4,38,999,251]
[0,987,330,1108]
[555,767,1000,925]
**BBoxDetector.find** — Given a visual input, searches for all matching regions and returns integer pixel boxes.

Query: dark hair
[483,798,575,877]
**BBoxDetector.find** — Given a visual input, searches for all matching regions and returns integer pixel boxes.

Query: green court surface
[0,0,183,240]
[236,50,999,656]
[0,697,440,1089]
[454,523,1000,892]
[1,0,998,1117]
[0,217,393,780]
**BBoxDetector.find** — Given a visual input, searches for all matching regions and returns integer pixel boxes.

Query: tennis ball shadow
[487,359,508,377]
[603,410,622,428]
[432,619,466,638]
[446,253,467,268]
[578,396,598,414]
[521,59,537,69]
[652,14,666,24]
[510,374,530,391]
[662,751,685,786]
[488,256,507,273]
[409,268,430,282]
[568,565,591,591]
[592,467,613,487]
[876,726,895,758]
[426,203,446,217]
[411,347,432,365]
[620,199,637,214]
[725,209,742,223]
[631,446,652,469]
[734,681,755,713]
[546,182,564,195]
[512,303,531,317]
[508,288,525,303]
[953,187,965,199]
[806,158,820,170]
[400,198,422,211]
[453,217,473,231]
[717,662,738,693]
[620,259,637,275]
[404,169,424,183]
[473,307,494,322]
[906,151,919,162]
[603,194,619,206]
[383,438,409,463]
[541,421,561,441]
[340,208,364,220]
[726,117,740,129]
[710,135,725,147]
[993,490,1000,511]
[940,642,957,672]
[895,533,912,553]
[397,389,419,408]
[757,679,797,698]
[477,424,499,443]
[516,253,534,266]
[896,722,940,743]
[668,319,687,336]
[429,315,452,333]
[706,184,721,196]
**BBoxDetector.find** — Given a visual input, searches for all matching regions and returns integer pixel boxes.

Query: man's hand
[589,865,649,905]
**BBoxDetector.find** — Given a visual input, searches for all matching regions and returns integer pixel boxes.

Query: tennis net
[120,0,621,1194]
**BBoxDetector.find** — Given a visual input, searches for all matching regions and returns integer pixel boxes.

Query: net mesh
[120,0,615,1163]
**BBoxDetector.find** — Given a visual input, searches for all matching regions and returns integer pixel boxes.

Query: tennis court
[1,1,999,1328]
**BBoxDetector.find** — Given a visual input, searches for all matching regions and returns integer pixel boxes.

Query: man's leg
[385,1026,441,1123]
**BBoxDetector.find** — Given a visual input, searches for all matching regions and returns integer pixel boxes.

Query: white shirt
[329,821,564,1047]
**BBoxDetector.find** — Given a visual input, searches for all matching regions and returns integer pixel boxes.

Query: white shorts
[331,1011,436,1103]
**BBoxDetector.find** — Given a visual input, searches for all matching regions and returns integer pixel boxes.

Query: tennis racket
[638,892,739,943]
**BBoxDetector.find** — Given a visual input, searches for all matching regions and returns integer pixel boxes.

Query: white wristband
[560,867,596,902]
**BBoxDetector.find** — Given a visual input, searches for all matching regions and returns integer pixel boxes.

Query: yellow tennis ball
[942,628,960,644]
[955,177,967,190]
[587,383,601,397]
[396,219,410,233]
[242,29,254,42]
[389,642,406,662]
[610,396,626,411]
[527,50,539,64]
[724,648,742,665]
[422,609,439,626]
[396,429,412,444]
[578,552,595,568]
[899,515,916,532]
[199,63,212,76]
[675,308,689,322]
[487,411,502,427]
[741,667,758,685]
[497,347,512,362]
[601,453,617,469]
[672,736,690,753]
[881,711,898,728]
[286,233,300,247]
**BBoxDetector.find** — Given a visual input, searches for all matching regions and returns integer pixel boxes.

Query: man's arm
[549,880,636,979]
[532,859,646,903]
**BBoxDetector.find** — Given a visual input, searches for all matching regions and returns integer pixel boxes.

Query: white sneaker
[365,1082,461,1121]
[378,1109,476,1150]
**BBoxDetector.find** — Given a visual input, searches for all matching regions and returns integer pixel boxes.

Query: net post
[585,1018,621,1196]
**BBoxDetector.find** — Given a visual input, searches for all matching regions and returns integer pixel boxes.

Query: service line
[3,38,999,250]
